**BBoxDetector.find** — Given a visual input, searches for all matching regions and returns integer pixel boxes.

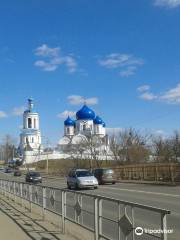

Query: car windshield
[103,169,114,174]
[29,172,40,177]
[76,171,93,177]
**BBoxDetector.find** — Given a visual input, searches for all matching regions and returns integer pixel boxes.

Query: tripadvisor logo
[135,227,143,236]
[135,227,173,236]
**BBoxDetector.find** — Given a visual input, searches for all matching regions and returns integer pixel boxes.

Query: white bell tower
[19,98,42,156]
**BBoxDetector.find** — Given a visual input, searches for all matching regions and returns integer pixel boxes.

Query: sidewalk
[0,206,31,240]
[0,196,75,240]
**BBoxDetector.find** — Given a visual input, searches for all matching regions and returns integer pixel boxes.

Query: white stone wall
[23,151,114,164]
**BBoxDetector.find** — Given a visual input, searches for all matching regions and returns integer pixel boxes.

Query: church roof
[93,115,103,125]
[64,116,75,126]
[76,105,95,120]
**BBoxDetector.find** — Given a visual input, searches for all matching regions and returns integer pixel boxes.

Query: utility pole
[45,137,50,175]
[46,151,49,174]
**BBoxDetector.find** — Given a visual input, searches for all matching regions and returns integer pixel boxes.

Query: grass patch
[26,158,115,176]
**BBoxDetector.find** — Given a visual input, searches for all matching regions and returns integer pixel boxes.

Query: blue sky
[0,0,180,145]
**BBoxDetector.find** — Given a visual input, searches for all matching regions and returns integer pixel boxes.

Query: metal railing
[0,179,171,240]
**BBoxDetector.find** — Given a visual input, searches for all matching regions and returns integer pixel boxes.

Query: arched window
[28,118,32,128]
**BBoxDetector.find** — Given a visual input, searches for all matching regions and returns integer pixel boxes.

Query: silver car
[67,169,98,190]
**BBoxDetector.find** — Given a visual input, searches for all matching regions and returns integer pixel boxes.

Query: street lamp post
[42,136,50,175]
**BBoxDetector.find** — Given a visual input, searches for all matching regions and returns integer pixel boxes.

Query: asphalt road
[0,171,179,240]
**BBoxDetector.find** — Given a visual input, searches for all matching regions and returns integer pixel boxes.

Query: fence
[114,163,180,183]
[0,179,170,240]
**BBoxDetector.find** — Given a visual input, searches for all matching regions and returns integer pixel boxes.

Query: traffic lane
[102,181,180,195]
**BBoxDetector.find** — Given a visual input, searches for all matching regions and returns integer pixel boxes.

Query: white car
[67,169,98,190]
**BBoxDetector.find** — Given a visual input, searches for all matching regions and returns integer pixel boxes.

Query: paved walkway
[0,205,31,240]
[0,197,75,240]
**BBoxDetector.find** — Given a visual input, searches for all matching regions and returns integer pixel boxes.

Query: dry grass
[27,158,115,176]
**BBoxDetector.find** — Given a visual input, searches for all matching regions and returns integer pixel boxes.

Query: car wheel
[67,182,71,189]
[75,183,79,190]
[112,182,116,184]
[94,186,98,189]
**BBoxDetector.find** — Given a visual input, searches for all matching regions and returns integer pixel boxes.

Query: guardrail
[0,179,170,240]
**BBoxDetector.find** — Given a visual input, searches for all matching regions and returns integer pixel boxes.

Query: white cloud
[63,56,78,73]
[12,106,25,116]
[34,60,59,72]
[139,92,158,101]
[154,0,180,8]
[34,44,78,73]
[119,66,137,77]
[98,53,144,77]
[34,44,60,57]
[137,85,150,92]
[138,84,180,104]
[160,84,180,104]
[0,111,7,118]
[67,95,98,105]
[57,110,76,119]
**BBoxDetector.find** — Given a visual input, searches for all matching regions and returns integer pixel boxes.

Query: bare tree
[68,135,105,169]
[152,136,172,163]
[1,135,17,163]
[171,130,180,162]
[110,128,150,164]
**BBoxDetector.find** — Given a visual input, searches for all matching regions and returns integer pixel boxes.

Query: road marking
[101,186,180,198]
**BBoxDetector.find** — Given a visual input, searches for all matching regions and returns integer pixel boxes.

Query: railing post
[132,206,135,240]
[80,194,83,225]
[42,187,46,220]
[0,180,1,192]
[98,199,102,237]
[118,202,121,240]
[4,181,7,197]
[161,213,167,240]
[61,190,65,234]
[94,197,99,240]
[77,194,81,223]
[8,181,10,199]
[13,181,16,202]
[29,184,32,212]
[20,183,23,206]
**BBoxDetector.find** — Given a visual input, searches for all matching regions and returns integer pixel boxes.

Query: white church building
[19,99,112,164]
[19,98,43,163]
[58,104,110,158]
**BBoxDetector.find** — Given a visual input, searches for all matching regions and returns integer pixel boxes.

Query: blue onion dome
[76,105,95,120]
[102,121,106,127]
[64,116,75,126]
[93,115,103,125]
